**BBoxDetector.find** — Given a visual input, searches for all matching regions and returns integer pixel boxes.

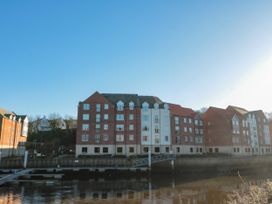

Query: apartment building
[0,108,28,157]
[204,106,272,155]
[169,104,205,155]
[139,96,171,154]
[76,92,172,156]
[76,91,272,157]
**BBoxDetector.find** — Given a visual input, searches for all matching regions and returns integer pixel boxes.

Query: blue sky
[1,1,272,117]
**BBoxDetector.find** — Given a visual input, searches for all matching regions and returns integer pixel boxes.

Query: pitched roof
[168,103,196,117]
[102,93,140,107]
[138,96,164,108]
[204,106,232,121]
[227,105,248,115]
[101,93,165,108]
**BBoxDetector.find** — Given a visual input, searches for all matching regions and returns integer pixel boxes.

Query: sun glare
[217,55,272,112]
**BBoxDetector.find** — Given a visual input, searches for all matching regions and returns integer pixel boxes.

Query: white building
[140,96,171,154]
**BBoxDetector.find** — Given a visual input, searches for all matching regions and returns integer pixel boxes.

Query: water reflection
[0,175,268,204]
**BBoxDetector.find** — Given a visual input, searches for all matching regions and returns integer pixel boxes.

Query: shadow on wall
[0,145,26,159]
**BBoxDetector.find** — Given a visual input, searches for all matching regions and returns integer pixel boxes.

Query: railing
[0,158,132,169]
[0,154,176,169]
[133,154,176,167]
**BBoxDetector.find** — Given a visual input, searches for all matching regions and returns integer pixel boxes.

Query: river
[0,170,271,204]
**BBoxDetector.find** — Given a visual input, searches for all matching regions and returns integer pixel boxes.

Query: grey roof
[102,93,140,107]
[101,93,165,108]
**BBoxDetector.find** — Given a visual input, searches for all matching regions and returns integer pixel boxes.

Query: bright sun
[216,55,272,112]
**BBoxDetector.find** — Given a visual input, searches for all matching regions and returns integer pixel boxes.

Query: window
[104,114,109,120]
[116,134,124,142]
[194,120,198,125]
[129,134,134,141]
[82,147,88,154]
[195,128,199,134]
[129,124,134,131]
[129,147,134,153]
[129,102,134,110]
[190,147,193,153]
[189,127,192,133]
[215,148,219,153]
[81,134,89,142]
[95,124,100,129]
[165,136,169,142]
[185,136,188,142]
[155,147,160,153]
[104,104,109,110]
[175,126,180,133]
[129,114,134,120]
[117,147,123,153]
[154,115,159,123]
[96,104,101,112]
[142,125,149,131]
[117,101,124,111]
[104,124,108,130]
[95,135,100,143]
[96,114,100,122]
[177,147,180,153]
[94,147,100,153]
[175,117,179,125]
[116,114,124,121]
[154,126,159,133]
[183,118,187,123]
[103,134,109,141]
[83,114,89,120]
[199,120,203,126]
[176,136,181,143]
[199,148,202,153]
[116,124,124,131]
[83,103,90,110]
[143,147,149,153]
[200,129,204,135]
[189,118,192,124]
[184,127,188,132]
[142,102,149,111]
[82,124,89,131]
[189,136,193,142]
[143,136,148,142]
[155,136,160,144]
[103,147,108,153]
[165,147,169,153]
[154,103,159,109]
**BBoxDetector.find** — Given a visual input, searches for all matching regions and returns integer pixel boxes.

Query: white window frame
[83,103,90,110]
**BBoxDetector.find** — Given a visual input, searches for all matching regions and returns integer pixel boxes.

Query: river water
[0,171,270,204]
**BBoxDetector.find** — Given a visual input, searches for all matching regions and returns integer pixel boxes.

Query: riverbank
[225,180,272,204]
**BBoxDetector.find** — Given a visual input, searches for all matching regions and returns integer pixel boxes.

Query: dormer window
[164,104,169,110]
[129,101,134,110]
[142,102,149,111]
[154,103,159,109]
[117,101,124,111]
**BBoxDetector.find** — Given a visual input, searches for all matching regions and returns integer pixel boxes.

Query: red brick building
[76,92,141,156]
[169,104,204,154]
[0,108,28,157]
[204,106,272,155]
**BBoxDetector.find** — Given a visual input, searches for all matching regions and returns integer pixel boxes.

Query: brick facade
[76,91,272,157]
[0,109,28,157]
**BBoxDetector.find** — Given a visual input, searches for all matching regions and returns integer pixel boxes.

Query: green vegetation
[26,128,76,157]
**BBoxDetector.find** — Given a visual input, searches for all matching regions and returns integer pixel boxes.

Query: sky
[1,0,272,117]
